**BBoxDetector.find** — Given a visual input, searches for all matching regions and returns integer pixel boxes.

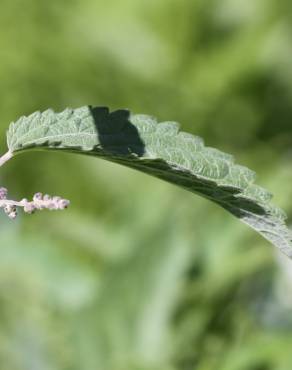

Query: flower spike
[0,187,70,219]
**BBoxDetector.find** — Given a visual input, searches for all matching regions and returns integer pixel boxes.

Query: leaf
[5,106,292,257]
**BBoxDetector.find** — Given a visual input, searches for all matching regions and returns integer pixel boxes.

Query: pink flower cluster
[0,187,70,219]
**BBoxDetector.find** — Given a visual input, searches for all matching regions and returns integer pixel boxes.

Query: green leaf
[5,106,292,257]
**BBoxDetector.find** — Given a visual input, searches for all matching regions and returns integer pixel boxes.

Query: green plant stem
[0,151,13,167]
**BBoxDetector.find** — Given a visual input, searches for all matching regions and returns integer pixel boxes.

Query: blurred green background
[1,0,292,369]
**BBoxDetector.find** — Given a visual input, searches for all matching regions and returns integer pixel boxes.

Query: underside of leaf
[5,106,292,258]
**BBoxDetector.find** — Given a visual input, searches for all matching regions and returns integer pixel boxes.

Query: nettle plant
[1,106,292,258]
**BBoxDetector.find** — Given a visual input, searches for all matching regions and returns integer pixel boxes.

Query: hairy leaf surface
[5,106,292,257]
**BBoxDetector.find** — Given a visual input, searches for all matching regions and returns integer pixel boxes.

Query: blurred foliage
[1,0,292,369]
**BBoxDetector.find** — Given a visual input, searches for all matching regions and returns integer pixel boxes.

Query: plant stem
[0,151,13,167]
[0,199,23,207]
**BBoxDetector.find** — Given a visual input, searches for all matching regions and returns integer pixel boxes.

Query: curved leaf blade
[6,106,292,257]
